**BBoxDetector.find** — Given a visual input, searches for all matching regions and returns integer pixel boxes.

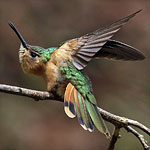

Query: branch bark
[125,126,149,150]
[0,84,149,150]
[108,126,121,150]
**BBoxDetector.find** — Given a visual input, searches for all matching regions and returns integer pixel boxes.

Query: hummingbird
[9,10,145,137]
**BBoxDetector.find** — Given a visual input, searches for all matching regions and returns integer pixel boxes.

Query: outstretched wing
[69,10,142,70]
[94,40,145,60]
[64,83,110,136]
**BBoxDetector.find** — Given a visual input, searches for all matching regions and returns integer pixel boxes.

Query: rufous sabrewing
[9,10,145,137]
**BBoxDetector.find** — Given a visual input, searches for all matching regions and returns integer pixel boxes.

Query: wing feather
[87,35,113,45]
[94,40,145,60]
[70,10,142,70]
[76,53,91,62]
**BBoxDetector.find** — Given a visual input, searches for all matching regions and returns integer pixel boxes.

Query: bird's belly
[52,77,69,97]
[45,63,68,97]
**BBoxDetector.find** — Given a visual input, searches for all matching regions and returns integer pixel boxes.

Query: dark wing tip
[106,9,142,30]
[122,9,143,21]
[136,52,146,60]
[134,9,143,15]
[72,10,143,70]
[95,40,146,61]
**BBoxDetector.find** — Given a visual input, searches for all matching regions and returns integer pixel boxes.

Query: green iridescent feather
[60,61,110,136]
[28,46,58,63]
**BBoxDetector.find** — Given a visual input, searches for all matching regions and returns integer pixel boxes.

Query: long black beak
[8,21,28,49]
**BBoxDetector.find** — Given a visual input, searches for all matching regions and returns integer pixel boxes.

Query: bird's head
[9,22,52,76]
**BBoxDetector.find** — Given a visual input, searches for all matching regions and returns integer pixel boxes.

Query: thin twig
[127,119,150,136]
[125,126,150,150]
[108,126,121,150]
[97,107,150,136]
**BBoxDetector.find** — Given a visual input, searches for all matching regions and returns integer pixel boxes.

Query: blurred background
[0,0,149,150]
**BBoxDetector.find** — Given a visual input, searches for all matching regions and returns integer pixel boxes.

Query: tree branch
[0,84,62,101]
[108,126,121,150]
[125,126,149,150]
[0,84,149,149]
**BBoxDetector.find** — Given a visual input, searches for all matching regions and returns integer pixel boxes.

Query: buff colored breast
[44,42,72,92]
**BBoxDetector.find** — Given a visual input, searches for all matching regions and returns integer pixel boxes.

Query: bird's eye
[30,52,39,58]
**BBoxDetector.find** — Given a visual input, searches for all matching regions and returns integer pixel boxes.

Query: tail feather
[64,83,76,118]
[73,87,87,130]
[64,83,109,134]
[73,86,94,131]
[85,100,110,137]
[77,92,94,132]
